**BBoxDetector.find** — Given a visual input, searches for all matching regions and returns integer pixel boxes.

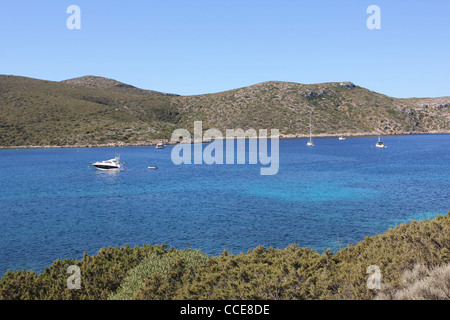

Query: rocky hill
[0,75,449,147]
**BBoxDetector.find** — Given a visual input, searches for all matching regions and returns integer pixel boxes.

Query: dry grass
[375,263,450,300]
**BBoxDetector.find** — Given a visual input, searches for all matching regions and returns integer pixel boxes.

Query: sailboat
[338,128,346,140]
[375,136,387,148]
[307,116,315,146]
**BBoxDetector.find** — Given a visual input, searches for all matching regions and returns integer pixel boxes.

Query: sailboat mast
[309,116,312,141]
[306,113,315,146]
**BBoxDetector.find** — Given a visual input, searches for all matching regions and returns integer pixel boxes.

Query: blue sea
[0,134,449,275]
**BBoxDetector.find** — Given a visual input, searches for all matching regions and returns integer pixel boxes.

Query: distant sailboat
[307,115,315,146]
[376,136,387,148]
[338,128,346,140]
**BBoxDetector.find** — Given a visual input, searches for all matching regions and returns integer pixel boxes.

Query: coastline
[0,130,449,150]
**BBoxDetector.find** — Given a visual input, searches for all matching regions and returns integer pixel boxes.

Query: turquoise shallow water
[0,134,449,274]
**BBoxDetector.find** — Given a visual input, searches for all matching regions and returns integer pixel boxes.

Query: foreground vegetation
[0,212,449,300]
[1,75,449,147]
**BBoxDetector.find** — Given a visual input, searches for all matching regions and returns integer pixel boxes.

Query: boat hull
[93,165,120,170]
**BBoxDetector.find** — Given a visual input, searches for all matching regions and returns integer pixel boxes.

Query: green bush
[109,249,210,300]
[0,244,169,300]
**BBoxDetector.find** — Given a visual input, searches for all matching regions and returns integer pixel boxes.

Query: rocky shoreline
[0,130,448,150]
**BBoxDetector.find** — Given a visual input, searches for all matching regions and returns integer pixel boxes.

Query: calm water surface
[0,134,449,274]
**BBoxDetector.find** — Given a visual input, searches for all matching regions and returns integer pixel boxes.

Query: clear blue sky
[1,0,449,98]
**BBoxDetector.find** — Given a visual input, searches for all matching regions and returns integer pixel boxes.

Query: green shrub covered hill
[1,75,449,147]
[1,212,449,300]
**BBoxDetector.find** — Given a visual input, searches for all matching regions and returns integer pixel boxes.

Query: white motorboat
[148,166,158,170]
[156,142,165,149]
[92,155,122,170]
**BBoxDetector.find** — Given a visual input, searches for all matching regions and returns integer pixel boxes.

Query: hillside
[0,75,449,147]
[172,80,450,137]
[0,75,180,147]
